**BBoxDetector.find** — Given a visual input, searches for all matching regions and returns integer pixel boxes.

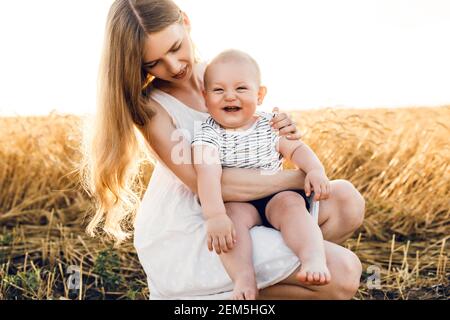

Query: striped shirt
[192,111,283,171]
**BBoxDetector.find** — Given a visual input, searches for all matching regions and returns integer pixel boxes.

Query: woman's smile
[173,65,188,79]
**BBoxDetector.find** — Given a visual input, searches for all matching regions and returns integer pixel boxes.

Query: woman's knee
[328,250,362,300]
[334,180,365,232]
[283,249,362,300]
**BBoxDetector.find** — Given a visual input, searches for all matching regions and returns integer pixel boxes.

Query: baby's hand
[305,169,330,201]
[206,214,236,254]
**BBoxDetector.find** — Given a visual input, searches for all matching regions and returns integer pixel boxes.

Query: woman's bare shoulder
[140,97,176,135]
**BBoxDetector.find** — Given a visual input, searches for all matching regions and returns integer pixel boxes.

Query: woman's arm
[221,168,305,202]
[138,100,305,202]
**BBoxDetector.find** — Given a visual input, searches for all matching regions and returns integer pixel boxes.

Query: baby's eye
[236,86,247,91]
[213,88,224,93]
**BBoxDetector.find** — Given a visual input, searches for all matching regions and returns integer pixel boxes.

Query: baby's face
[203,60,263,129]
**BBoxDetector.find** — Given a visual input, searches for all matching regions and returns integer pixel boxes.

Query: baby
[192,49,331,300]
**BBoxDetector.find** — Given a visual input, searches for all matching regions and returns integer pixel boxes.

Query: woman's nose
[166,57,181,75]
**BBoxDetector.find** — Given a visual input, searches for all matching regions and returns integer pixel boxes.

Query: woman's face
[142,17,195,84]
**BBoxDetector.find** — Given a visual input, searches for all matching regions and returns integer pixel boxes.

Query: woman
[83,0,365,299]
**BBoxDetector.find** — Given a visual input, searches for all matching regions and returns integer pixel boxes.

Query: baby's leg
[265,191,331,285]
[221,202,262,300]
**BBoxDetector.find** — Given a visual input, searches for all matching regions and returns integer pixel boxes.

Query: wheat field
[0,106,448,300]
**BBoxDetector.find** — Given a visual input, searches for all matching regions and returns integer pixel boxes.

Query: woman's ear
[257,86,267,105]
[181,11,191,32]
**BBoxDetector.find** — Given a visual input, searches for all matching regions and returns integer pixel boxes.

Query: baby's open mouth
[223,106,241,112]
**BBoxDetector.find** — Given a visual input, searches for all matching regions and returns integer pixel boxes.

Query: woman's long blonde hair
[80,0,182,245]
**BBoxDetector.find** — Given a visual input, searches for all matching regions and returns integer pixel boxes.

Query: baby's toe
[296,271,307,282]
[320,272,328,284]
[313,272,321,282]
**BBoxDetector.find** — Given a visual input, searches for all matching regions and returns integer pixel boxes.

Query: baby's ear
[257,86,267,105]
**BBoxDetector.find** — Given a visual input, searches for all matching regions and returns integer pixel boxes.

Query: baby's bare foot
[296,258,331,285]
[232,274,258,300]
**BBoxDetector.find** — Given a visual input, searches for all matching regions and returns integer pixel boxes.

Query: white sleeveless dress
[133,88,301,300]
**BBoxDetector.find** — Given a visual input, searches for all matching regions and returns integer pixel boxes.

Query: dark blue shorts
[248,189,313,229]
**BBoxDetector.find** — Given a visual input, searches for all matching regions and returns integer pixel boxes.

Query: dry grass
[0,106,448,300]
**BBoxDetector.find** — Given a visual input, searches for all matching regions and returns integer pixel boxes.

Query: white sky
[1,0,450,116]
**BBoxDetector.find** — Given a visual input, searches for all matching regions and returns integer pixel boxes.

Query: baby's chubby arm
[192,145,236,254]
[278,137,331,201]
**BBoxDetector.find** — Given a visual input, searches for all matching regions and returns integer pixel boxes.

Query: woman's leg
[220,202,262,300]
[316,179,365,244]
[258,240,362,300]
[265,191,331,285]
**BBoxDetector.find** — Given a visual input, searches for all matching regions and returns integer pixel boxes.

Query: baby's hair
[204,49,261,88]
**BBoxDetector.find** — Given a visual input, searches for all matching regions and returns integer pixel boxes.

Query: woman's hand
[270,107,302,140]
[206,214,237,254]
[304,169,331,201]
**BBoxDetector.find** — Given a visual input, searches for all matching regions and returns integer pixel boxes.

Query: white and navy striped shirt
[192,111,283,171]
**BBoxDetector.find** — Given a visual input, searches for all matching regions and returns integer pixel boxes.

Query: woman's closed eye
[145,61,158,69]
[171,42,182,53]
[144,42,182,69]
